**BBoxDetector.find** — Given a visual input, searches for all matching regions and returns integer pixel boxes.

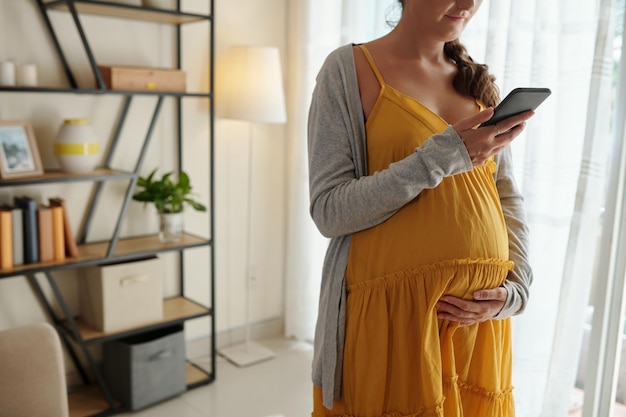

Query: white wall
[209,0,288,340]
[0,0,289,347]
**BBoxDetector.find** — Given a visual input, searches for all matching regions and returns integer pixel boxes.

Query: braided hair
[443,40,500,107]
[396,0,500,107]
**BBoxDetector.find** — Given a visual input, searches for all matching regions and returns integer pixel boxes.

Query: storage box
[98,65,186,93]
[80,257,163,333]
[102,325,186,410]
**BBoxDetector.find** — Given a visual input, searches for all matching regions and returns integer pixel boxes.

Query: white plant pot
[159,212,183,243]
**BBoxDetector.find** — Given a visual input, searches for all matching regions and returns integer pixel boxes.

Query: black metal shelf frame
[38,0,212,91]
[43,0,211,24]
[0,85,212,97]
[59,306,214,347]
[0,1,217,415]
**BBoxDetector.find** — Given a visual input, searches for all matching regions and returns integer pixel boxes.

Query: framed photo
[0,121,43,179]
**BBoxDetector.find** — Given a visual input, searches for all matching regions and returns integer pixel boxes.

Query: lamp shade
[220,46,287,124]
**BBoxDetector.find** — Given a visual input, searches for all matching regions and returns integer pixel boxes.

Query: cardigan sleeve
[307,49,473,239]
[492,147,533,318]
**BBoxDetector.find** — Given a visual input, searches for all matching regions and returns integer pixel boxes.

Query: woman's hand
[453,108,535,166]
[436,287,508,327]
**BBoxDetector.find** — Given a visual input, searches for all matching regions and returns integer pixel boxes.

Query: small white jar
[0,61,16,86]
[54,119,100,174]
[18,63,37,87]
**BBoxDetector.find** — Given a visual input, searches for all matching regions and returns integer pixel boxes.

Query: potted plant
[132,168,206,242]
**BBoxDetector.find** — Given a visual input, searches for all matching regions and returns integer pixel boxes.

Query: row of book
[1,196,78,269]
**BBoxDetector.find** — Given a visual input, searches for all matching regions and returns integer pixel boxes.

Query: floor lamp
[218,46,287,366]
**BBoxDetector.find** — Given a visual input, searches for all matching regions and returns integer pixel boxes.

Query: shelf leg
[209,0,217,382]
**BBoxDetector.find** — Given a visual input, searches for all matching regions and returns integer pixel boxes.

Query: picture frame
[0,121,43,179]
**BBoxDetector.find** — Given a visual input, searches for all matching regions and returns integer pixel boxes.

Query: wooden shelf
[0,233,210,279]
[67,363,212,417]
[45,0,210,25]
[68,385,117,417]
[0,168,133,187]
[186,362,213,387]
[78,232,211,261]
[63,296,211,343]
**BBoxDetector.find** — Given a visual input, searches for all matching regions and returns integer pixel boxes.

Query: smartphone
[479,87,551,127]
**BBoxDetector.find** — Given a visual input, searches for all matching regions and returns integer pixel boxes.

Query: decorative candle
[0,61,16,86]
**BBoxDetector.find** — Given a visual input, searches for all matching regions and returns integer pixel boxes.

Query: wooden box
[80,256,163,333]
[98,65,186,93]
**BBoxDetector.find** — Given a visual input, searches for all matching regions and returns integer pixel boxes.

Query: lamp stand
[219,123,275,367]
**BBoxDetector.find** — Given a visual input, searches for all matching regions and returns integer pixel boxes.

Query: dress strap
[357,45,385,87]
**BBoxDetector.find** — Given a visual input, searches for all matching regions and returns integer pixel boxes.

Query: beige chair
[0,322,69,417]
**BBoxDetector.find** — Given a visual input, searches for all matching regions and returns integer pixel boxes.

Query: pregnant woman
[307,0,534,416]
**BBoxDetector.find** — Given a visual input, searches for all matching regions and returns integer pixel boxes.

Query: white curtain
[463,1,614,416]
[284,0,616,415]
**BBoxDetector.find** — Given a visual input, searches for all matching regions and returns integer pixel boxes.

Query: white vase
[53,119,100,174]
[159,212,183,242]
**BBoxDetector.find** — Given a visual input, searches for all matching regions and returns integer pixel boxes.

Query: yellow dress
[312,46,515,417]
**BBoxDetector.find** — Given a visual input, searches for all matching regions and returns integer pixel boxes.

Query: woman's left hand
[436,288,508,327]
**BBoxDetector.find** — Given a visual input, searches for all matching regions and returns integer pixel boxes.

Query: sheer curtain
[460,1,614,416]
[284,0,615,415]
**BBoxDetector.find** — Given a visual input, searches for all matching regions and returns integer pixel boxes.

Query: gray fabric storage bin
[102,325,186,410]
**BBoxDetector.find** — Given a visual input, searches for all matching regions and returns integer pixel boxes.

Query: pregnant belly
[347,186,510,283]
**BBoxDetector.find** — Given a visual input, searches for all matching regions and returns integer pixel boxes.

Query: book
[37,206,54,263]
[49,198,78,258]
[0,209,12,269]
[50,205,65,261]
[0,205,22,266]
[9,207,23,266]
[14,196,39,264]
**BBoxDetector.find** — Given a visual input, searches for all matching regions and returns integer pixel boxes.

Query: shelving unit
[0,1,215,416]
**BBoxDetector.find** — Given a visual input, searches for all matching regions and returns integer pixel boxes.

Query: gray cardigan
[307,44,533,409]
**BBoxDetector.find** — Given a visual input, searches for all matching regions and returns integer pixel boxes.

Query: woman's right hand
[452,108,535,166]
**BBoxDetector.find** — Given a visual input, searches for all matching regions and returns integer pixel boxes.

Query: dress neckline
[356,44,483,128]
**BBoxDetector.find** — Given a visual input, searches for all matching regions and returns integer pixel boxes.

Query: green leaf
[185,198,207,212]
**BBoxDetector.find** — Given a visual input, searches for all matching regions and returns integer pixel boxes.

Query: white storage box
[80,257,163,333]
